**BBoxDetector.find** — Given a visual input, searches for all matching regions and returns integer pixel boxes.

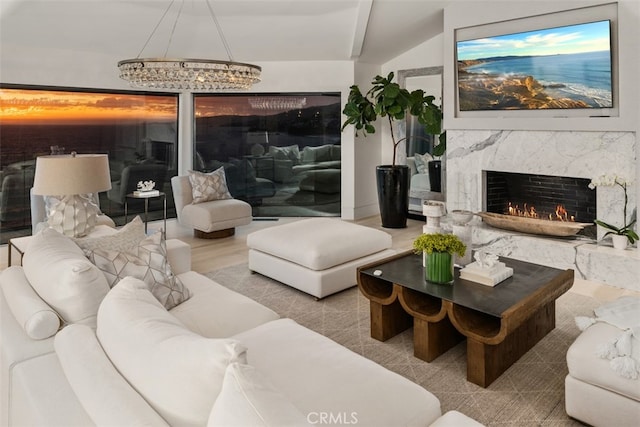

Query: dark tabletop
[360,252,568,317]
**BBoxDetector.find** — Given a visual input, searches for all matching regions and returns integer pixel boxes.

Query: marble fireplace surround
[446,130,639,291]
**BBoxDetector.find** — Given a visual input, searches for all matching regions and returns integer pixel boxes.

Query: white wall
[347,62,384,220]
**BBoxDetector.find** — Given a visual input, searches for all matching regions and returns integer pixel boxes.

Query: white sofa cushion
[208,362,310,427]
[22,228,110,327]
[233,318,442,427]
[97,277,247,427]
[246,218,392,270]
[10,352,93,426]
[170,271,279,338]
[300,144,332,163]
[85,230,191,310]
[269,144,300,164]
[55,324,170,426]
[181,198,252,232]
[0,266,59,340]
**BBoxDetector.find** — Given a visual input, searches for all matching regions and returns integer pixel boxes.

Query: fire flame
[507,202,575,222]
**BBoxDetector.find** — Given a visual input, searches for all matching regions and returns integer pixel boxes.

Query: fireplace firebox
[484,171,596,230]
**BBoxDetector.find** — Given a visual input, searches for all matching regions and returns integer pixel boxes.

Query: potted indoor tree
[413,233,466,284]
[342,72,445,228]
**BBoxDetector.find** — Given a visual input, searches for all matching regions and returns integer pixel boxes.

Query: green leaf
[594,219,621,232]
[382,84,400,98]
[432,133,447,157]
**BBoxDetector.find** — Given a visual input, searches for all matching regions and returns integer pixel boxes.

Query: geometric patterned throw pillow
[85,231,192,310]
[188,167,232,204]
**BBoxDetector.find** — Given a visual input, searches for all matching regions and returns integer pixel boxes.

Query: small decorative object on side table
[125,180,166,236]
[413,233,466,285]
[133,180,160,197]
[459,251,514,286]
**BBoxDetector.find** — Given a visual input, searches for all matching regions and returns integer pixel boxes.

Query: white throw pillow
[300,145,332,163]
[73,216,145,253]
[208,362,310,427]
[22,228,110,327]
[188,167,232,203]
[0,266,60,339]
[413,152,433,174]
[85,230,191,310]
[97,277,247,427]
[268,145,300,164]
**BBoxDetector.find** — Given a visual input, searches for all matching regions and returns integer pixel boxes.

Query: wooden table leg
[413,316,464,362]
[369,299,412,342]
[466,301,556,387]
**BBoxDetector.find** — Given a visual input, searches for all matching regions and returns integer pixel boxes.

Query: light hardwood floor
[162,216,423,273]
[1,216,637,302]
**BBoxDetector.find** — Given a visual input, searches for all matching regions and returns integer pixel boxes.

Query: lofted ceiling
[0,0,447,66]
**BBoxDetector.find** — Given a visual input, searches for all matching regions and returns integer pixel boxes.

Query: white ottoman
[247,218,395,299]
[565,297,640,426]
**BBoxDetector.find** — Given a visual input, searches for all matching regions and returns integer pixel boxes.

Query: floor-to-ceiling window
[0,85,179,243]
[193,93,342,217]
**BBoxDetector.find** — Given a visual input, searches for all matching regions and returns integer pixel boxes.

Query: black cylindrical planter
[428,160,442,192]
[376,165,409,229]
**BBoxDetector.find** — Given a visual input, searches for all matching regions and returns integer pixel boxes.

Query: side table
[124,192,167,236]
[7,235,32,266]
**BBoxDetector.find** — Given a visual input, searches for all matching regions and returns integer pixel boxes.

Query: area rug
[206,264,601,426]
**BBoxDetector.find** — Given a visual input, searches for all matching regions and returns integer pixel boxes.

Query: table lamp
[32,153,112,237]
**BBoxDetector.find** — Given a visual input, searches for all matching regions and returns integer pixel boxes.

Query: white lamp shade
[33,154,112,196]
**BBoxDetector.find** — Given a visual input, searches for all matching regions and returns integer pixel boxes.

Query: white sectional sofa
[0,224,481,426]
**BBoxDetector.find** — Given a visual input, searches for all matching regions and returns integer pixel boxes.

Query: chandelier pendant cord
[164,0,186,58]
[134,0,234,62]
[205,0,235,62]
[135,0,177,59]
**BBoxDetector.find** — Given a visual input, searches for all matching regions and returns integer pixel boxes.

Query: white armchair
[171,175,252,238]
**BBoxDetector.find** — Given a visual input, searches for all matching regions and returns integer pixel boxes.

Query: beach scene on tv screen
[456,20,612,111]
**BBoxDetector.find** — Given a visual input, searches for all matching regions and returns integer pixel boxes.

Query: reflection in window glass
[0,86,178,243]
[194,93,342,217]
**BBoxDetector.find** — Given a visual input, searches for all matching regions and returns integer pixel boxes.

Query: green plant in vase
[413,233,466,284]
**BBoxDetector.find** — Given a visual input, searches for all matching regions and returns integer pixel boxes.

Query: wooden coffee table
[357,250,574,387]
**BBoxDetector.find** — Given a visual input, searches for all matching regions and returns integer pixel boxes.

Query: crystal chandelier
[248,97,307,110]
[118,0,261,91]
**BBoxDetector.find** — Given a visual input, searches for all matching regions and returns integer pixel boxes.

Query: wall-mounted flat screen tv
[456,19,613,112]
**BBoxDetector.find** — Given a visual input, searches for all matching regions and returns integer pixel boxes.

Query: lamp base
[47,194,100,237]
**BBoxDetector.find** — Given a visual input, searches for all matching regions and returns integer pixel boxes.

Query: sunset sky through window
[0,89,177,124]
